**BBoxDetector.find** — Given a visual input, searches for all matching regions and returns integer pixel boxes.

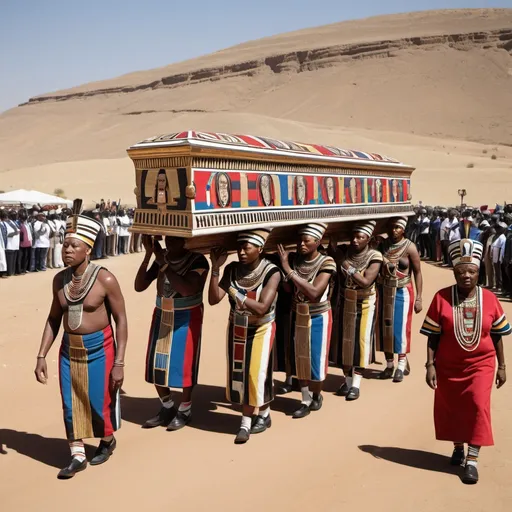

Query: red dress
[420,286,511,446]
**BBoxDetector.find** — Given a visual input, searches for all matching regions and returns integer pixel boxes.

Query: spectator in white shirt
[109,212,118,256]
[33,212,51,271]
[419,209,431,259]
[491,222,507,291]
[440,210,460,266]
[1,210,21,276]
[117,210,131,255]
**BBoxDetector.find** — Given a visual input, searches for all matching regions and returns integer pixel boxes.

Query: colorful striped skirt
[331,288,377,369]
[226,312,275,408]
[59,325,120,441]
[288,303,332,382]
[145,296,204,389]
[376,281,414,354]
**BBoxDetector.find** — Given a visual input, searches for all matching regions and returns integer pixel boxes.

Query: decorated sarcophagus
[128,131,415,252]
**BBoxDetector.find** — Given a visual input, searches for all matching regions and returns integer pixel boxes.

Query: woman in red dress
[420,239,510,485]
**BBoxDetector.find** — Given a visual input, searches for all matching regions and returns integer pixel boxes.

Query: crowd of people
[31,199,509,486]
[0,200,141,278]
[405,204,512,298]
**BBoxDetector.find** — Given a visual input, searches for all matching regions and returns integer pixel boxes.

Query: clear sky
[0,0,510,112]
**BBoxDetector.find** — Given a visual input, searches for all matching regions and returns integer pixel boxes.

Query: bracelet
[285,270,297,282]
[114,360,125,367]
[211,269,220,277]
[347,266,357,276]
[498,364,506,370]
[425,362,435,368]
[416,297,422,302]
[37,355,46,359]
[159,263,169,273]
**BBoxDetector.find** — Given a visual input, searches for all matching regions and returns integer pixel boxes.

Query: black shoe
[57,457,87,479]
[393,369,404,383]
[462,464,479,485]
[90,438,116,466]
[336,383,349,397]
[166,411,191,431]
[251,414,272,434]
[346,387,360,401]
[292,404,311,419]
[275,383,293,395]
[450,449,465,466]
[142,406,176,428]
[310,394,323,411]
[379,367,395,380]
[234,428,250,444]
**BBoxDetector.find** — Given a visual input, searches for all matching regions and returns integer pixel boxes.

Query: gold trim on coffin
[130,204,412,236]
[127,145,414,176]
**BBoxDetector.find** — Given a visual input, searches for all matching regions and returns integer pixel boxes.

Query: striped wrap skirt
[146,295,204,389]
[376,279,414,355]
[227,311,276,408]
[59,325,120,441]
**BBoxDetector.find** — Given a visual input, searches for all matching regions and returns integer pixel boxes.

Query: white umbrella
[0,189,73,207]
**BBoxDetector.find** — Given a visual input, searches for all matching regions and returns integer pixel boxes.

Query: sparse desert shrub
[491,154,497,160]
[483,149,488,154]
[467,162,475,168]
[54,188,65,197]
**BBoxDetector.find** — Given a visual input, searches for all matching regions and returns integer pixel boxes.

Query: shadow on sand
[358,445,462,479]
[121,382,305,434]
[0,429,96,469]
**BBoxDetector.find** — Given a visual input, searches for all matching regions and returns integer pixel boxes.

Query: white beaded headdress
[449,239,483,268]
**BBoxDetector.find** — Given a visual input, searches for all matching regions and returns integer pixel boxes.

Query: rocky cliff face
[21,28,512,106]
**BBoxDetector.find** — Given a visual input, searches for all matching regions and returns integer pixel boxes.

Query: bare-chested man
[135,235,209,431]
[34,200,128,479]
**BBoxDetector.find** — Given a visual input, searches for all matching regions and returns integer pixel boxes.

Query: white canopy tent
[0,189,72,207]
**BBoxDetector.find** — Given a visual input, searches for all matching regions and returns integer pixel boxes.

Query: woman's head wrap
[352,220,376,238]
[237,228,271,248]
[298,223,327,240]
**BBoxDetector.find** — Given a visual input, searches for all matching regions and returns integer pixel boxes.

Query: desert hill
[0,8,511,205]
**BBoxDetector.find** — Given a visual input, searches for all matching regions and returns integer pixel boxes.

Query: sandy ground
[1,256,511,511]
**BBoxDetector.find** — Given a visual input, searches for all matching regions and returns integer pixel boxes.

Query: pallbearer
[209,229,281,444]
[278,223,336,419]
[34,200,128,479]
[135,235,209,431]
[376,217,423,382]
[330,221,382,401]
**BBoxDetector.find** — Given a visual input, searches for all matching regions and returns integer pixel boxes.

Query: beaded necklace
[452,285,482,352]
[383,238,411,262]
[63,262,102,330]
[235,258,270,290]
[294,253,325,282]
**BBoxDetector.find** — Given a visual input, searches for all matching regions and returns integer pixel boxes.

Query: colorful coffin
[127,131,415,252]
